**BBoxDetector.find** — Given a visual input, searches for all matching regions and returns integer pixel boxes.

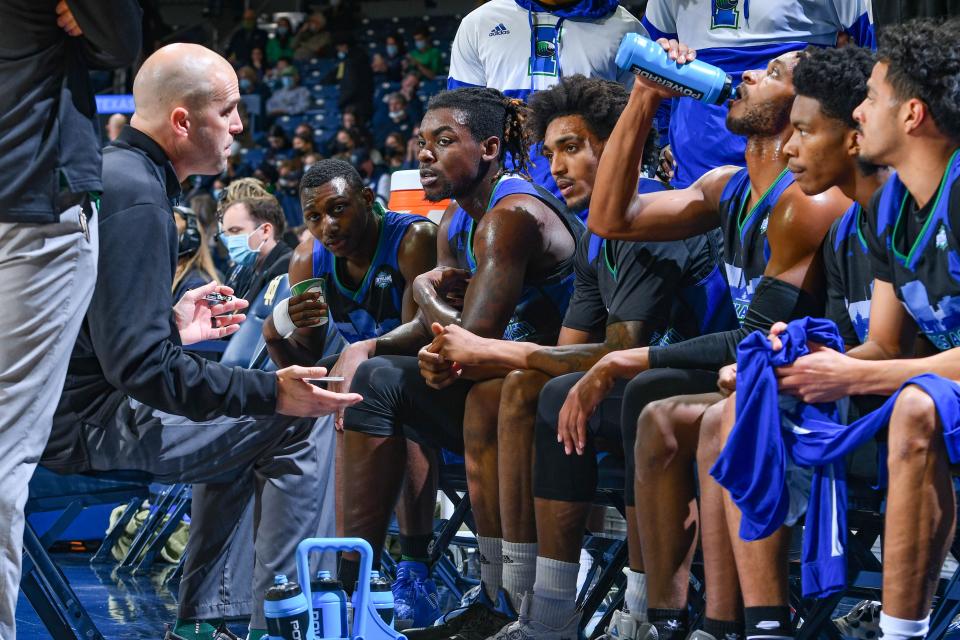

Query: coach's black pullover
[47,128,278,470]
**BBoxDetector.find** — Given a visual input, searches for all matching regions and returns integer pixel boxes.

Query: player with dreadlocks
[335,87,583,628]
[417,75,738,640]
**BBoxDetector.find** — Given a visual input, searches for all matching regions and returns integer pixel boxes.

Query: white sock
[530,556,579,625]
[623,568,648,623]
[879,611,929,640]
[576,547,594,593]
[477,536,503,601]
[502,541,537,610]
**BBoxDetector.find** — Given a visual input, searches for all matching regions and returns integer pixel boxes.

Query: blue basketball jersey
[312,208,426,343]
[446,174,584,343]
[868,149,960,350]
[717,166,795,323]
[825,202,873,347]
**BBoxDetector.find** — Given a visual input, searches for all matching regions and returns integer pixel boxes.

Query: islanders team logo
[529,24,560,77]
[711,0,741,29]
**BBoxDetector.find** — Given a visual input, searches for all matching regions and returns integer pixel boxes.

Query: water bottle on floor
[616,32,733,105]
[353,570,395,628]
[311,570,348,639]
[264,574,311,640]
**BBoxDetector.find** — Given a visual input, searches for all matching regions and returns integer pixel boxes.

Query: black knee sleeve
[620,368,719,505]
[533,373,600,503]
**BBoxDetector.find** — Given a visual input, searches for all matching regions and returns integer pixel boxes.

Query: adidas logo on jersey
[489,22,510,36]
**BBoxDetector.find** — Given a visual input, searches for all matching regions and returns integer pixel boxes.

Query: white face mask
[388,110,405,120]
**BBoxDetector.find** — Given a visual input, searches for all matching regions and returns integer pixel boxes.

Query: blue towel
[711,316,960,597]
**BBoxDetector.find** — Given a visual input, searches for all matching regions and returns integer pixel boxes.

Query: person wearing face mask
[325,33,373,122]
[220,194,293,303]
[373,92,415,149]
[406,27,443,80]
[266,17,295,66]
[237,66,269,125]
[382,33,406,82]
[266,66,311,118]
[226,8,267,67]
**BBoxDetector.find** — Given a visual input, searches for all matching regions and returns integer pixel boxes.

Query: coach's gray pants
[0,206,98,639]
[76,400,336,629]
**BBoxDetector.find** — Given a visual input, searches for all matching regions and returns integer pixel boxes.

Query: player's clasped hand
[287,291,328,328]
[418,323,462,389]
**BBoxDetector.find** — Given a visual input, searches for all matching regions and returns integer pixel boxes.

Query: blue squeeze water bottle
[353,571,395,628]
[615,32,733,105]
[311,570,348,640]
[264,574,312,640]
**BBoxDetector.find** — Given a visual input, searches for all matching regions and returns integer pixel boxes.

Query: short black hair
[526,74,628,143]
[234,196,286,236]
[301,158,366,193]
[793,46,875,129]
[878,18,960,142]
[426,87,532,175]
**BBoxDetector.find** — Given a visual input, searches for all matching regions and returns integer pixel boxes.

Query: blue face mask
[277,26,289,36]
[220,225,265,267]
[385,44,398,57]
[281,75,294,89]
[337,50,347,60]
[239,78,252,92]
[414,39,427,51]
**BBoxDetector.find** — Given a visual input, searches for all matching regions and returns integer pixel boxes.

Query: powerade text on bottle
[615,33,733,105]
[352,570,395,627]
[264,574,311,640]
[311,570,348,639]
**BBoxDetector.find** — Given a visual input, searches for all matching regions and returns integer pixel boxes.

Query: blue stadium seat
[275,114,306,136]
[239,146,266,170]
[219,274,291,369]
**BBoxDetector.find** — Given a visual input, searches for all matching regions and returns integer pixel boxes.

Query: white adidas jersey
[448,0,647,100]
[643,0,873,54]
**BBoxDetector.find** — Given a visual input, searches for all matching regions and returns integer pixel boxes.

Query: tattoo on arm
[527,321,647,377]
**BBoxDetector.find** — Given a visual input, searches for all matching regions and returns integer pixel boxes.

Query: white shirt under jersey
[642,0,874,188]
[448,0,646,98]
[447,0,647,194]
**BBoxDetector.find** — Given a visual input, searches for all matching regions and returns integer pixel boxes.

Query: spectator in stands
[226,8,267,67]
[266,67,311,117]
[105,113,128,141]
[220,195,293,303]
[383,32,407,82]
[371,53,390,85]
[328,33,374,122]
[266,16,295,65]
[265,124,293,165]
[350,148,390,206]
[406,27,443,80]
[293,122,314,141]
[327,127,358,161]
[0,1,141,633]
[238,65,270,104]
[373,92,416,149]
[249,46,267,79]
[382,131,407,171]
[302,152,321,172]
[276,158,305,225]
[404,125,421,168]
[292,133,316,159]
[265,56,293,90]
[292,12,330,61]
[396,71,424,123]
[172,206,221,302]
